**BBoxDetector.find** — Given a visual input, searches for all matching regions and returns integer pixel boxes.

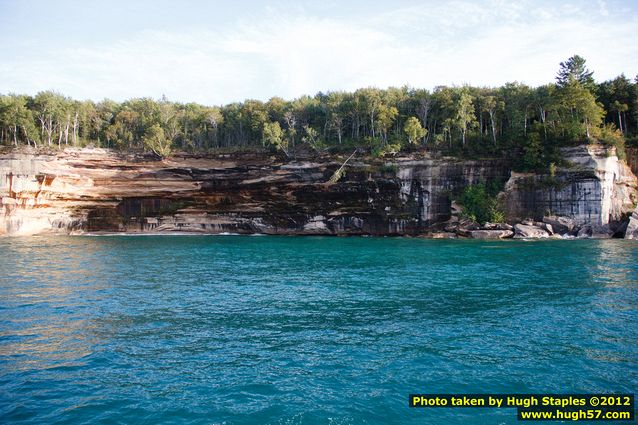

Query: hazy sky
[0,0,636,105]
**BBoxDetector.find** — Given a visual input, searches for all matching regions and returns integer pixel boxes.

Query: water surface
[1,236,637,424]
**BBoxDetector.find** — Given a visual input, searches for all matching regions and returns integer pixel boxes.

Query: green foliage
[599,123,626,160]
[459,183,505,225]
[328,168,345,183]
[556,55,596,91]
[142,124,172,157]
[262,121,287,153]
[301,125,325,151]
[0,94,39,146]
[522,132,543,170]
[403,116,427,145]
[1,55,637,162]
[372,143,402,158]
[454,90,476,146]
[556,78,605,142]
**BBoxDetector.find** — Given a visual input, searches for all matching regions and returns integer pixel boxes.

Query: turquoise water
[0,236,637,424]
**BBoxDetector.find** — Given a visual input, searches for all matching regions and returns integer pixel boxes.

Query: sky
[0,0,637,105]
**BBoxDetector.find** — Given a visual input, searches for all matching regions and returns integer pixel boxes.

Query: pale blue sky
[1,0,636,105]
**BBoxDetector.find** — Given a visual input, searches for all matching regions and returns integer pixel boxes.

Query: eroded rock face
[394,158,508,225]
[0,148,507,235]
[502,145,638,228]
[624,206,638,240]
[626,147,638,177]
[2,146,636,237]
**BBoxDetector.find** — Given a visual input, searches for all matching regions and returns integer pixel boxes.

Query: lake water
[0,236,637,424]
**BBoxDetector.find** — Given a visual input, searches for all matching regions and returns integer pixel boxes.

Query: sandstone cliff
[1,146,636,236]
[501,145,637,233]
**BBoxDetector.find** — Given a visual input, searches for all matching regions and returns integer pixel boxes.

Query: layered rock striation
[0,148,507,235]
[501,145,637,236]
[1,145,636,237]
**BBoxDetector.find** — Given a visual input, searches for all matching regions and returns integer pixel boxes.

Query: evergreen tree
[556,55,595,91]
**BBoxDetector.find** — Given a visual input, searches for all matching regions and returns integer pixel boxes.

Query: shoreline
[2,147,637,239]
[0,230,618,240]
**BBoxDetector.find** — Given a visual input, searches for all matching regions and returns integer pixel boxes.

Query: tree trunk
[73,112,79,145]
[370,112,375,138]
[48,117,53,146]
[22,126,36,148]
[64,122,69,146]
[489,111,496,144]
[539,106,547,139]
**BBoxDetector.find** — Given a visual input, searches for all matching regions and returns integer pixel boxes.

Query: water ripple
[0,236,637,424]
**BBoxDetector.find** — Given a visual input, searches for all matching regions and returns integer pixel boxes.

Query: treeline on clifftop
[1,55,636,171]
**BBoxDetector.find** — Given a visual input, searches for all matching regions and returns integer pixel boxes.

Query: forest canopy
[1,55,636,170]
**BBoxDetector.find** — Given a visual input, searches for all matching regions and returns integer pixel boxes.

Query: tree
[142,123,171,157]
[325,92,345,144]
[522,132,542,170]
[413,89,431,144]
[2,66,633,156]
[598,75,634,135]
[106,109,139,149]
[431,86,455,148]
[243,99,268,144]
[611,101,629,134]
[262,121,287,154]
[375,104,398,145]
[301,125,322,150]
[358,88,382,139]
[0,95,38,146]
[283,111,297,148]
[33,91,65,146]
[556,55,595,91]
[403,117,427,145]
[459,183,504,224]
[481,95,500,144]
[93,100,117,147]
[557,78,604,141]
[159,97,182,146]
[454,90,476,147]
[56,97,72,147]
[533,85,555,140]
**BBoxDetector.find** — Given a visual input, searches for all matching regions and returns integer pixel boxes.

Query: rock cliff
[501,145,637,233]
[1,146,636,236]
[0,148,508,235]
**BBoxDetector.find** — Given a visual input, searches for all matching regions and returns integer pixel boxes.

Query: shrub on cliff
[459,183,505,225]
[599,123,626,160]
[371,143,402,158]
